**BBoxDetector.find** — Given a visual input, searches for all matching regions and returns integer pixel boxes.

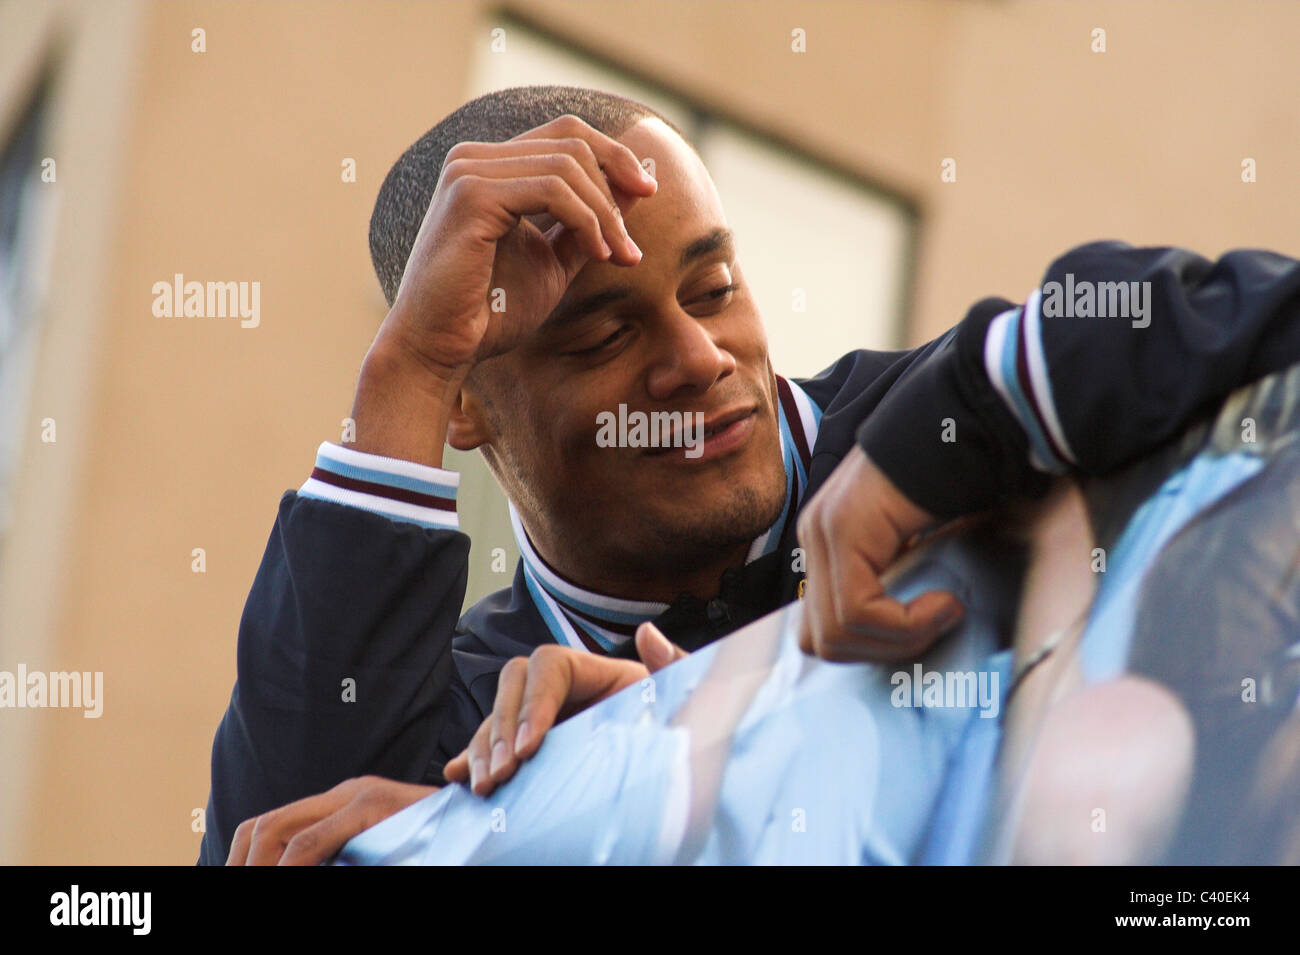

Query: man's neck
[539,532,754,605]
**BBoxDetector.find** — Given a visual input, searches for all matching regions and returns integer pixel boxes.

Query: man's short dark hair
[369,84,688,309]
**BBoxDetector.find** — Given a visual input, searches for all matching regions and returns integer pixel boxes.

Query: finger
[513,648,647,759]
[825,532,885,636]
[277,786,418,867]
[442,715,493,792]
[226,817,255,866]
[462,136,655,254]
[507,115,658,200]
[839,588,962,641]
[278,809,377,867]
[445,152,640,264]
[241,788,347,866]
[467,173,611,263]
[487,657,529,783]
[820,537,949,655]
[796,511,837,659]
[635,622,687,672]
[512,646,578,760]
[443,747,470,784]
[462,718,498,796]
[819,591,965,663]
[794,512,817,654]
[439,167,611,271]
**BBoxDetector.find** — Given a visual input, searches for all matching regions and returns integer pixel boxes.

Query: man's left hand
[796,446,964,662]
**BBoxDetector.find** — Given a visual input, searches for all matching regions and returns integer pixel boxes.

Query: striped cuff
[982,288,1077,475]
[298,442,460,530]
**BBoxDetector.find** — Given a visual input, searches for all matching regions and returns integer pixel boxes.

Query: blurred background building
[0,0,1297,863]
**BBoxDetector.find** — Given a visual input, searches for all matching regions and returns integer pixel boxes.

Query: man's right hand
[351,115,657,467]
[444,622,687,796]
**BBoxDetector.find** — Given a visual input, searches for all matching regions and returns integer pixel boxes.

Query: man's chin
[635,476,788,559]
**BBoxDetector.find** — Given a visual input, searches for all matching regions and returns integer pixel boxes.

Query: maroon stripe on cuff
[310,467,456,512]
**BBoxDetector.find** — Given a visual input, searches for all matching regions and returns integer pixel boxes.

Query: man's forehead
[524,116,717,234]
[519,117,732,336]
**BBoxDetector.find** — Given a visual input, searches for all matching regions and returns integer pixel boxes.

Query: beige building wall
[1,0,1296,863]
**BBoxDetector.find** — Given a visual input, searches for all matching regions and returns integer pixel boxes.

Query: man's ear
[446,384,491,452]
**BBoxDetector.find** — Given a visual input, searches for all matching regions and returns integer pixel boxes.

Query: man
[202,84,1300,865]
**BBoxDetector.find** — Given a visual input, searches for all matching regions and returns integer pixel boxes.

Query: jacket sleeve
[856,241,1300,518]
[198,442,471,864]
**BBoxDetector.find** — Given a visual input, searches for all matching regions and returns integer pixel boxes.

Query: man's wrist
[850,446,935,540]
[349,339,469,468]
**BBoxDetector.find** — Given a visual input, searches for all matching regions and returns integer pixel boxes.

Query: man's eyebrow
[679,227,734,270]
[540,285,635,335]
[540,227,736,334]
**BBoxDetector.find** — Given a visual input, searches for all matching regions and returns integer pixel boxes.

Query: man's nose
[645,309,736,400]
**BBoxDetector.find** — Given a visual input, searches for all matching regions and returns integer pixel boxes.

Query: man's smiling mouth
[643,406,758,462]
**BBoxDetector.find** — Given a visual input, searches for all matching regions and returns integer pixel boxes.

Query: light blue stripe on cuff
[315,443,459,499]
[996,308,1066,473]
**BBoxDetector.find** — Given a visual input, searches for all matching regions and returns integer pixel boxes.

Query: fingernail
[514,721,531,753]
[600,237,613,259]
[471,757,489,791]
[489,739,509,777]
[626,236,642,260]
[638,163,656,184]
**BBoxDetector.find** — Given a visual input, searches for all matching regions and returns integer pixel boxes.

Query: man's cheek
[559,414,608,463]
[727,304,768,352]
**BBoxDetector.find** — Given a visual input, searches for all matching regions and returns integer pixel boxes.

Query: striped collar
[510,376,823,654]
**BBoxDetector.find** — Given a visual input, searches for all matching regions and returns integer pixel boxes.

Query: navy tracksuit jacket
[199,241,1300,864]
